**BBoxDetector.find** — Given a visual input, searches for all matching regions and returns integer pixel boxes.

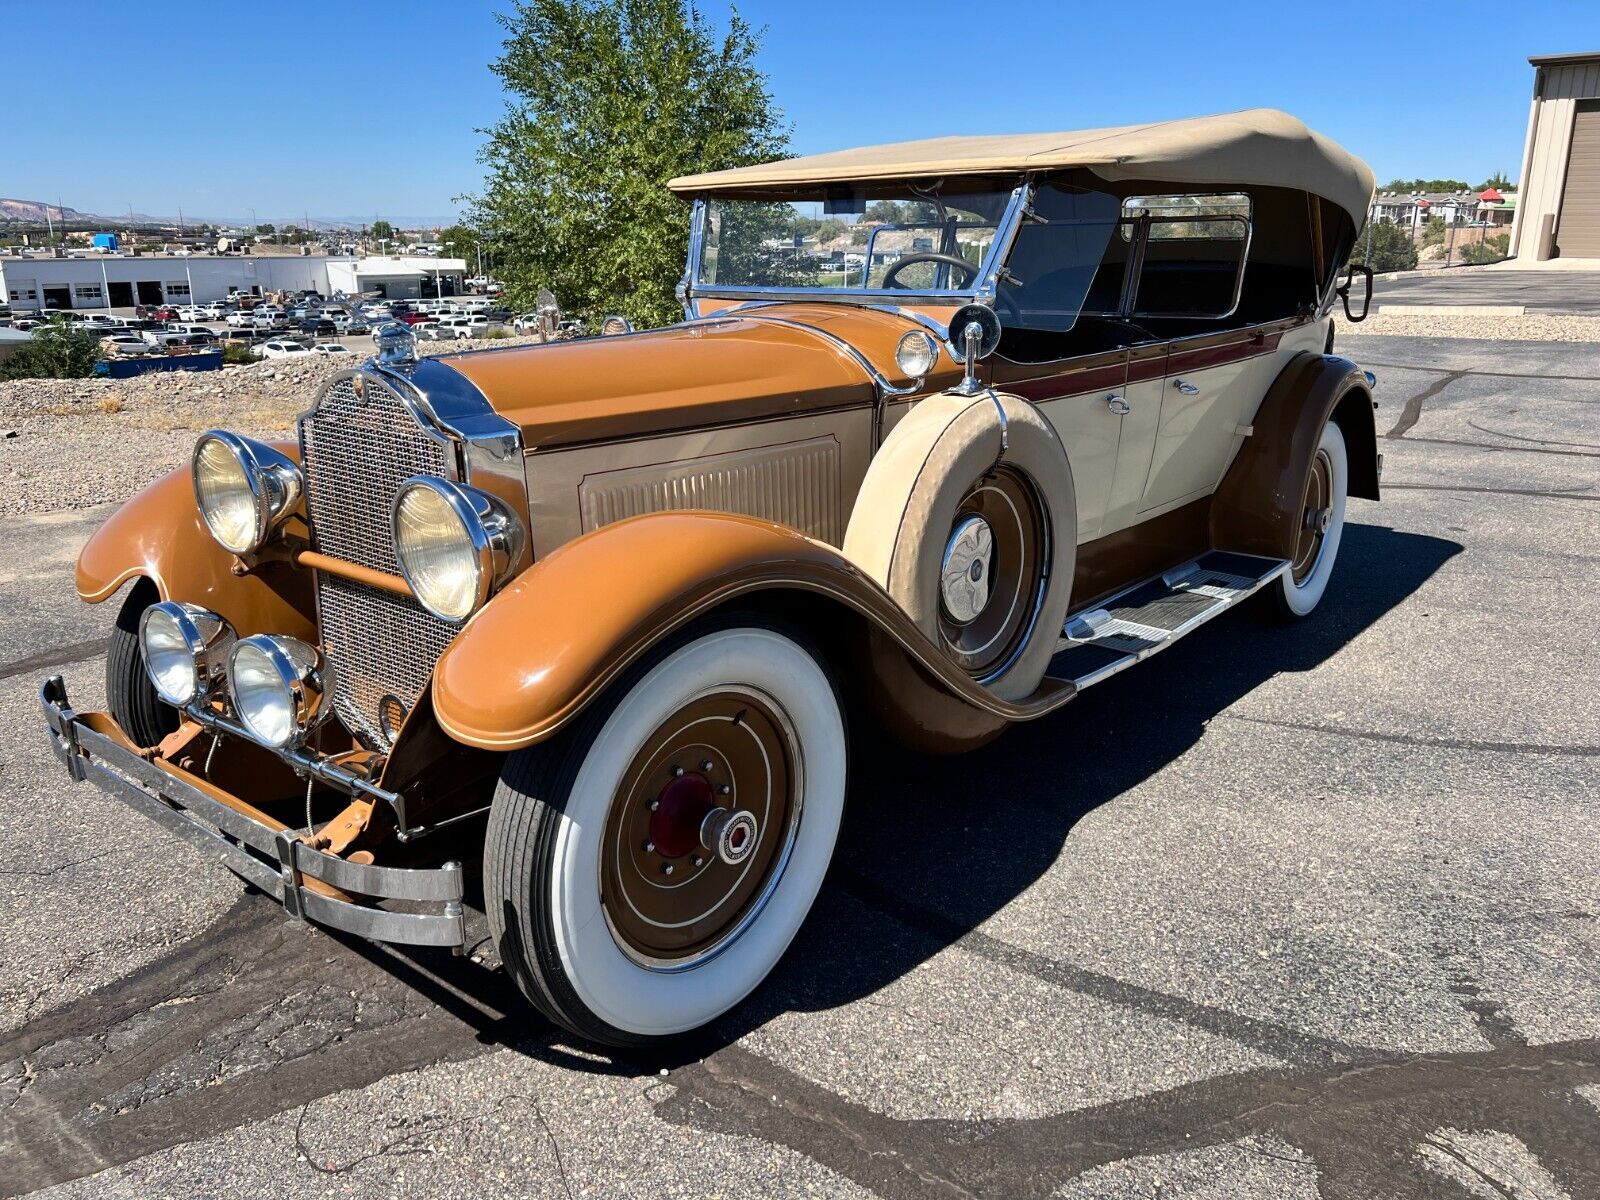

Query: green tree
[0,319,102,381]
[471,0,787,329]
[440,223,483,268]
[1474,171,1514,192]
[371,219,394,242]
[1348,221,1418,273]
[1420,215,1447,247]
[1382,178,1470,194]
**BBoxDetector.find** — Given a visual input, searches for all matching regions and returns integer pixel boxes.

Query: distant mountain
[0,198,90,223]
[0,196,456,230]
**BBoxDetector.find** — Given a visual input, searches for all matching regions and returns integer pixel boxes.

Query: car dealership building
[0,251,467,311]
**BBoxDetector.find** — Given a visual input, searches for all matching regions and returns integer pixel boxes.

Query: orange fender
[75,450,315,640]
[430,511,1074,752]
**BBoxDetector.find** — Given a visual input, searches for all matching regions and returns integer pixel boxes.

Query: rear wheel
[484,617,847,1046]
[107,578,178,747]
[1264,420,1348,620]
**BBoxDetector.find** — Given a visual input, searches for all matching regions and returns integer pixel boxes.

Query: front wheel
[1263,419,1349,620]
[484,618,847,1046]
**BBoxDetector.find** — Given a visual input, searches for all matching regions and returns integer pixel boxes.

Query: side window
[1122,194,1251,319]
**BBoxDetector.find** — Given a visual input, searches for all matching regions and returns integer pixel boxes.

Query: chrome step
[1047,551,1289,691]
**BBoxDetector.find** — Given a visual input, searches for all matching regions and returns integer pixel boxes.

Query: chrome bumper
[38,675,467,950]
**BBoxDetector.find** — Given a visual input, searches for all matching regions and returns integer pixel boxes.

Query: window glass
[699,184,1010,293]
[993,185,1123,332]
[1122,194,1251,318]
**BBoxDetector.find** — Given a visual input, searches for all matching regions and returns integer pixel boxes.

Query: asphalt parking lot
[1374,268,1600,314]
[1,330,1596,1198]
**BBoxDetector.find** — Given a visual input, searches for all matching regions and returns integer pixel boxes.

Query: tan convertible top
[669,108,1375,224]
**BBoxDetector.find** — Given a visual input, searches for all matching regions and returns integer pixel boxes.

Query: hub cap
[1292,448,1334,584]
[599,688,799,969]
[937,466,1048,679]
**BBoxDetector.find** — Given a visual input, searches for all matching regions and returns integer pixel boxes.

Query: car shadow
[377,520,1461,1066]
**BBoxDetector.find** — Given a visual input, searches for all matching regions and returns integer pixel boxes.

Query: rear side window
[1121,194,1251,318]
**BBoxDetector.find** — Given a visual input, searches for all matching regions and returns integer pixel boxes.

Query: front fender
[75,458,315,640]
[430,511,1075,752]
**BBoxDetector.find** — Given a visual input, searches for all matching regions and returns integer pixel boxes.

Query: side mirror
[1336,262,1373,323]
[949,303,1001,396]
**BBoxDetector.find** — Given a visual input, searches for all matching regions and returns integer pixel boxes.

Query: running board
[1045,551,1289,691]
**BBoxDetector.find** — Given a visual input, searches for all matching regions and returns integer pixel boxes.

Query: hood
[436,303,960,450]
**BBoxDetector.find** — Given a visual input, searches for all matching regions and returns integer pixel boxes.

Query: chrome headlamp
[192,431,302,555]
[390,477,525,623]
[226,634,332,749]
[138,601,236,707]
[894,330,938,379]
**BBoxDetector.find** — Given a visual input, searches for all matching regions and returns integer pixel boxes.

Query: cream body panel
[524,408,875,552]
[1034,391,1123,543]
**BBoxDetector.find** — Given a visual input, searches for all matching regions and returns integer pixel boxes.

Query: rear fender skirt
[1211,352,1378,561]
[429,510,1076,752]
[75,455,316,641]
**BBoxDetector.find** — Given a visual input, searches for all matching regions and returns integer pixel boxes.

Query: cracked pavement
[0,329,1595,1198]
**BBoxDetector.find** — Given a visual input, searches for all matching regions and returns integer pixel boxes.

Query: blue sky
[5,1,1597,223]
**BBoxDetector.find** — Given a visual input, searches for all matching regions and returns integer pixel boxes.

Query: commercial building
[0,251,467,311]
[1511,50,1600,260]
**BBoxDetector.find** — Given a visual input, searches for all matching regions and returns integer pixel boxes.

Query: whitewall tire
[1267,420,1348,619]
[485,618,846,1046]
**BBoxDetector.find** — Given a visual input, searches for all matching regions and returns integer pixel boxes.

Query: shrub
[221,342,259,365]
[1420,215,1447,247]
[1347,222,1418,273]
[1457,233,1510,266]
[482,326,511,339]
[0,319,103,381]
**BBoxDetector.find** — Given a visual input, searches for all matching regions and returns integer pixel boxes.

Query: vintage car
[40,108,1378,1047]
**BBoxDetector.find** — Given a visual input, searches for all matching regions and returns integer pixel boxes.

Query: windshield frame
[679,182,1032,313]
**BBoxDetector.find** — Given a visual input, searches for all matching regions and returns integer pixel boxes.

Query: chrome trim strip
[39,676,466,949]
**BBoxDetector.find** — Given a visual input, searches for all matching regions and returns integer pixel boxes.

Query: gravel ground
[0,333,552,516]
[1340,313,1600,341]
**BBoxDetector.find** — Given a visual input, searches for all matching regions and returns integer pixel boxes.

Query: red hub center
[649,773,714,860]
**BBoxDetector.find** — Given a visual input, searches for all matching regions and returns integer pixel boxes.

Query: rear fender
[75,454,316,640]
[429,511,1074,753]
[1211,352,1378,561]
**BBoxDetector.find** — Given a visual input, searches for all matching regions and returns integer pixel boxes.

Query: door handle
[1171,378,1200,396]
[1106,394,1131,415]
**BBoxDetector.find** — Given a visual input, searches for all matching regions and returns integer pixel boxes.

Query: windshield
[697,183,1013,295]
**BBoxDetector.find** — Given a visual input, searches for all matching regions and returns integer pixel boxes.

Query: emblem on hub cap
[940,515,994,624]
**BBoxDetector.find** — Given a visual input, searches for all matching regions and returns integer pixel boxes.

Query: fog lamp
[139,601,236,707]
[227,635,331,749]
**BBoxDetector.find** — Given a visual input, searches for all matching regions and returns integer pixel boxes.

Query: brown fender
[75,450,316,640]
[429,510,1075,752]
[1211,352,1379,561]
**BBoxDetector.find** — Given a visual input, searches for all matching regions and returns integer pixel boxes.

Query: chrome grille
[316,574,457,747]
[300,375,452,573]
[299,373,456,746]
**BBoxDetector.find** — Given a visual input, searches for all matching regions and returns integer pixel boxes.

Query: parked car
[330,313,368,334]
[175,305,210,322]
[42,107,1380,1048]
[409,321,445,340]
[313,343,353,356]
[200,301,233,319]
[439,315,491,339]
[300,318,337,337]
[98,334,157,357]
[396,312,432,326]
[225,311,256,328]
[258,339,311,359]
[150,306,181,321]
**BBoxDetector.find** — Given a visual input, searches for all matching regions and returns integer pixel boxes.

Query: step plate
[1049,551,1289,690]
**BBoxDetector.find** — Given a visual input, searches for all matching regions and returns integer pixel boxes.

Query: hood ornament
[372,321,417,371]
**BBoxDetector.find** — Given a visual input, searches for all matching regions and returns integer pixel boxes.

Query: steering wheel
[882,252,980,290]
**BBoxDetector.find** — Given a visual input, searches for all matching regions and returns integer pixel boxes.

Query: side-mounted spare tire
[844,390,1076,702]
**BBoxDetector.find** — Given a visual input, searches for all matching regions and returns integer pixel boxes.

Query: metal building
[1512,51,1600,261]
